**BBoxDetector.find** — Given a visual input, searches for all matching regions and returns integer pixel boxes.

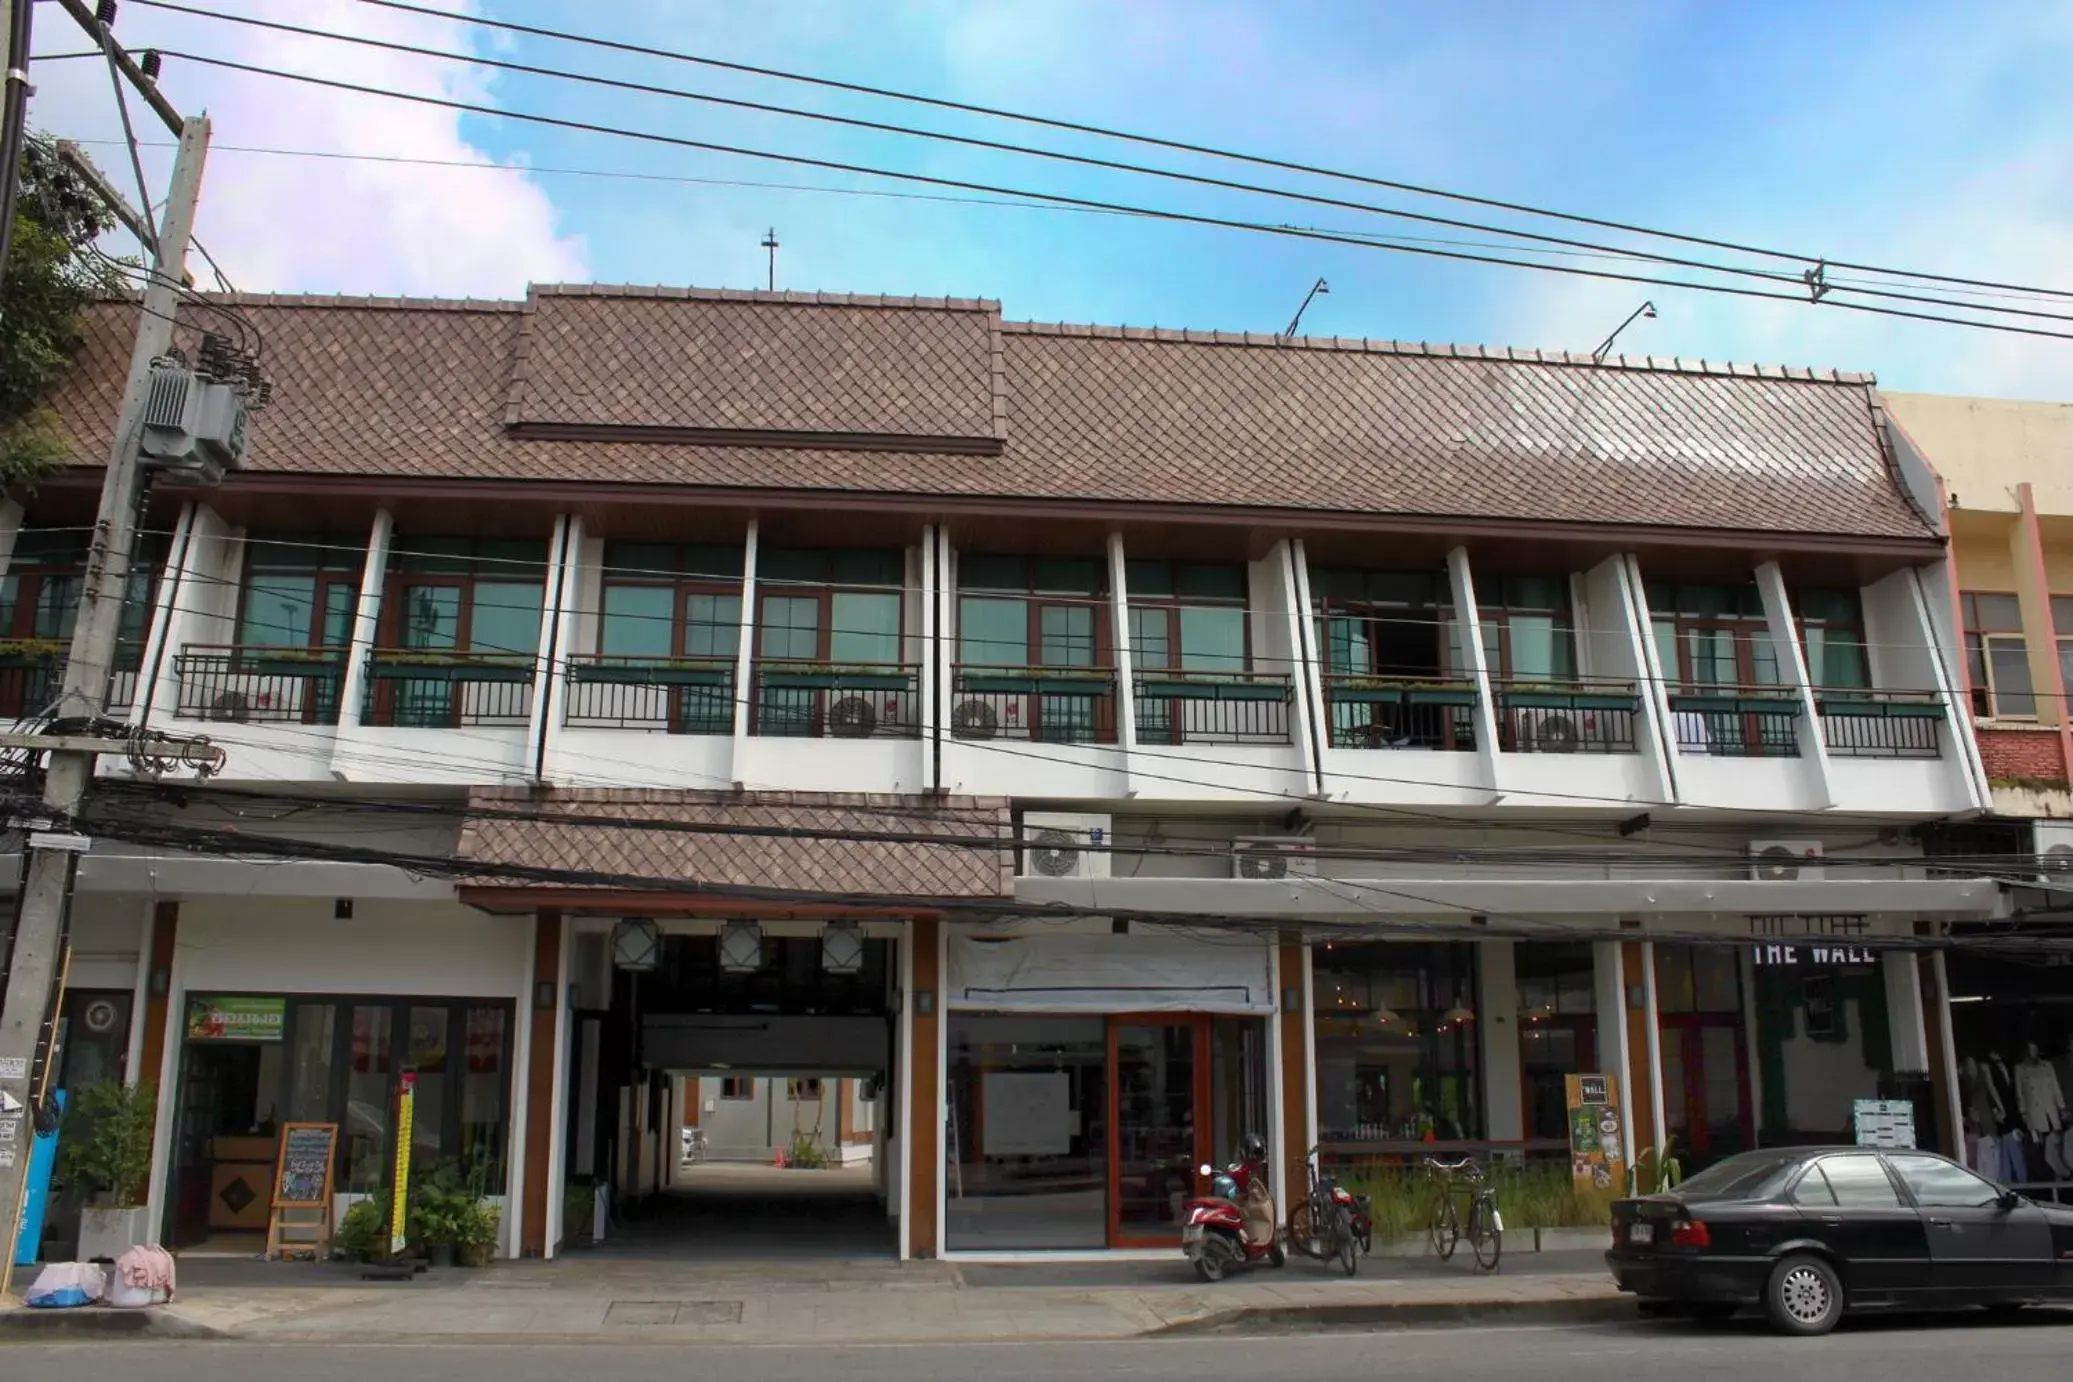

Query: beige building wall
[1885,392,2073,518]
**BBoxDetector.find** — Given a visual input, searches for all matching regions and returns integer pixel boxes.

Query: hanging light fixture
[1444,1002,1476,1026]
[718,920,764,974]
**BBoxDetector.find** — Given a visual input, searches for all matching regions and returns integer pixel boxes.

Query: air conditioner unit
[950,696,1007,740]
[138,362,251,485]
[1751,839,1824,882]
[208,689,251,723]
[1512,708,1584,754]
[1232,836,1318,881]
[1019,811,1111,880]
[826,695,879,739]
[2034,822,2073,884]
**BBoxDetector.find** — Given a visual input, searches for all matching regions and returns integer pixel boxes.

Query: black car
[1606,1145,2073,1336]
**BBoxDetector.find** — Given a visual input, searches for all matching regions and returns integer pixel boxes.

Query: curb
[0,1307,229,1341]
[1153,1294,1633,1336]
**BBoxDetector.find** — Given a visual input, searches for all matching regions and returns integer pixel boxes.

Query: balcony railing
[563,655,734,734]
[1817,690,1944,759]
[175,646,347,724]
[750,662,921,739]
[949,665,1118,744]
[1494,680,1640,754]
[1667,688,1802,758]
[1133,670,1293,745]
[1322,676,1477,751]
[0,643,65,720]
[362,649,534,728]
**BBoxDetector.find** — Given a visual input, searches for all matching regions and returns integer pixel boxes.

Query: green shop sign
[186,996,287,1042]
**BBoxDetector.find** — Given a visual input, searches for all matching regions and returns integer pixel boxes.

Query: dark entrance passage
[597,1161,893,1261]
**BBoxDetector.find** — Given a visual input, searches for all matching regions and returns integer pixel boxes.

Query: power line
[344,0,2073,303]
[147,49,2073,343]
[138,3,2073,327]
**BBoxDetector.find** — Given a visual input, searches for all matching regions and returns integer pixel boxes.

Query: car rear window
[1671,1152,1800,1200]
[1814,1155,1903,1208]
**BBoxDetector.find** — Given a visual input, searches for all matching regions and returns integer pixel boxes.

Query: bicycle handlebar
[1423,1156,1484,1178]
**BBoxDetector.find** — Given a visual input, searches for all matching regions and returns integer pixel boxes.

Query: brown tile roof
[455,788,1014,900]
[42,285,1935,541]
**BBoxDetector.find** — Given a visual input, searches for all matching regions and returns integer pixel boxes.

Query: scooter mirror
[1198,1163,1214,1176]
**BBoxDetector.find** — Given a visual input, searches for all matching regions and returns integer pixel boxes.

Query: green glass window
[759,594,821,661]
[959,597,1026,666]
[830,591,901,663]
[600,585,673,659]
[685,595,741,660]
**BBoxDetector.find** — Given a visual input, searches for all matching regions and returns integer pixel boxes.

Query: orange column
[520,909,562,1256]
[908,917,941,1257]
[135,901,178,1095]
[2012,483,2073,769]
[1278,942,1308,1174]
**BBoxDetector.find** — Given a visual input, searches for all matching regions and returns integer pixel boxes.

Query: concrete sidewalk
[0,1249,1625,1344]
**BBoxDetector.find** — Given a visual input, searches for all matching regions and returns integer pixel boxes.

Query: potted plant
[563,1182,597,1248]
[333,1195,390,1263]
[454,1200,501,1267]
[408,1159,478,1267]
[57,1080,157,1262]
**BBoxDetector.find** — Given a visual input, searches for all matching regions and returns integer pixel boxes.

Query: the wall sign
[1751,943,1877,968]
[186,996,287,1042]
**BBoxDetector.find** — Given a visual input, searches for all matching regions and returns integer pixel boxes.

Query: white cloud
[25,0,586,297]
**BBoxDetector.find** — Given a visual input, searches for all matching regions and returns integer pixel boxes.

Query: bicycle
[1424,1156,1502,1273]
[1286,1145,1360,1277]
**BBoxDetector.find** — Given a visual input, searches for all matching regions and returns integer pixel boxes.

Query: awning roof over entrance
[454,788,1014,912]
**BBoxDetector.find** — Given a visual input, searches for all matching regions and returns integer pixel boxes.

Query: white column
[1615,555,1681,804]
[1930,951,1963,1158]
[1301,942,1319,1157]
[1741,947,1765,1146]
[1641,941,1667,1156]
[527,514,580,784]
[1446,546,1501,793]
[1289,541,1329,795]
[130,501,194,726]
[1884,951,1931,1074]
[124,903,153,1085]
[333,510,392,732]
[1906,567,1991,810]
[1755,560,1835,808]
[1107,532,1139,760]
[1266,936,1288,1217]
[1593,940,1636,1168]
[142,929,188,1245]
[730,521,760,746]
[505,913,537,1261]
[918,525,938,792]
[1479,939,1523,1150]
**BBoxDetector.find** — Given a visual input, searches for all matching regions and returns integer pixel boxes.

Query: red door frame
[1658,1013,1753,1159]
[1105,1014,1213,1249]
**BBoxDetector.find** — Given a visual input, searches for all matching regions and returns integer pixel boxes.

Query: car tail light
[1669,1219,1710,1248]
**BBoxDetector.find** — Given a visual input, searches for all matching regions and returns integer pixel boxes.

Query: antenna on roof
[1281,277,1329,339]
[761,227,779,292]
[1591,300,1656,363]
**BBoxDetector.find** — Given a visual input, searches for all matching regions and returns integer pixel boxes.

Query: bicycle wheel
[1287,1199,1320,1258]
[1427,1194,1459,1261]
[1334,1205,1359,1277]
[1469,1194,1502,1273]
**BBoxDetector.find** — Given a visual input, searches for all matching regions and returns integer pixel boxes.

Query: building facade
[0,286,2019,1262]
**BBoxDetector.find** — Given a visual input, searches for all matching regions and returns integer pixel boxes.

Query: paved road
[8,1313,2071,1380]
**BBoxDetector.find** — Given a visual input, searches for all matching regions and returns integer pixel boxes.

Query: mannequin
[1988,1052,2028,1182]
[1961,1057,2002,1177]
[2015,1042,2066,1136]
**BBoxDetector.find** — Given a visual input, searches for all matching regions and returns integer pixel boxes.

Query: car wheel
[1764,1255,1843,1337]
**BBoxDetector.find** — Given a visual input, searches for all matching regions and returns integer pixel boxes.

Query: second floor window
[383,537,549,658]
[1311,568,1462,681]
[237,536,363,651]
[1795,588,1868,689]
[1649,582,1778,691]
[596,543,743,662]
[957,555,1107,669]
[1476,576,1576,682]
[757,547,905,665]
[1126,561,1247,674]
[1962,592,2031,718]
[0,528,90,645]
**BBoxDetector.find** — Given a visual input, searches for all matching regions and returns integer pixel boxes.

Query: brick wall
[1976,725,2067,783]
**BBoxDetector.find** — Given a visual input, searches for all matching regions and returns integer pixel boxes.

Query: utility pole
[0,91,208,1295]
[0,0,36,293]
[762,226,779,291]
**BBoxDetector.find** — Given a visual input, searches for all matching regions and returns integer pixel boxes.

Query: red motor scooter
[1181,1133,1285,1282]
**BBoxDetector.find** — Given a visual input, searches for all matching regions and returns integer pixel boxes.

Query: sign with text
[1565,1074,1626,1193]
[1853,1098,1917,1150]
[1750,943,1878,969]
[273,1123,338,1207]
[187,996,287,1042]
[389,1071,416,1257]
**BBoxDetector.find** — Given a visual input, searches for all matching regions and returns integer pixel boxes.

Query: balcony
[175,646,346,724]
[749,661,921,739]
[1667,688,1801,758]
[563,655,734,734]
[1322,676,1476,751]
[1493,679,1641,754]
[1132,671,1293,746]
[949,666,1118,744]
[1817,690,1944,759]
[361,649,534,728]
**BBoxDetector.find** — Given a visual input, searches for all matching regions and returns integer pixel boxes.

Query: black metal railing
[1321,676,1477,751]
[1494,680,1640,754]
[0,645,64,719]
[948,665,1118,744]
[362,649,534,728]
[1817,690,1945,759]
[1667,688,1802,757]
[749,662,921,739]
[563,656,735,734]
[174,646,347,724]
[1132,671,1293,745]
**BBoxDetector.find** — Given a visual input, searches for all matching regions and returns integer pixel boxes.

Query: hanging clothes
[2015,1057,2067,1136]
[2001,1128,2030,1184]
[1975,1132,2005,1183]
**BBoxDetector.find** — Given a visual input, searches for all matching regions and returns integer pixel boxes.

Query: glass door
[1107,1016,1210,1247]
[1660,1019,1751,1170]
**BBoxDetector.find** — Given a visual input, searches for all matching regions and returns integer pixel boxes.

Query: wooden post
[520,909,563,1256]
[908,917,941,1257]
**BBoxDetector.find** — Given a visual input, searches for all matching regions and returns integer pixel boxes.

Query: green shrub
[334,1196,390,1261]
[55,1081,155,1208]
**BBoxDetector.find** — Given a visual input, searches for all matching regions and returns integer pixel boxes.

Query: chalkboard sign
[274,1123,337,1208]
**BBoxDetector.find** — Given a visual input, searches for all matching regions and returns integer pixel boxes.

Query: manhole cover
[605,1299,743,1327]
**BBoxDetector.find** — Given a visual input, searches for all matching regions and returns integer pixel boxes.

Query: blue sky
[29,0,2073,397]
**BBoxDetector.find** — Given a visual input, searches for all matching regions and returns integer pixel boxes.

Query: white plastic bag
[24,1261,106,1309]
